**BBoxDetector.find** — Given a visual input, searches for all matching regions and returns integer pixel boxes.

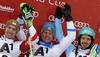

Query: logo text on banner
[49,0,65,6]
[49,15,64,23]
[99,29,100,33]
[33,11,39,19]
[0,23,5,29]
[0,5,15,13]
[36,0,65,6]
[73,40,78,46]
[74,21,90,30]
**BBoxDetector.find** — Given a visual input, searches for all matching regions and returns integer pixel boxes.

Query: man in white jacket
[17,3,76,57]
[0,3,39,57]
[55,3,100,57]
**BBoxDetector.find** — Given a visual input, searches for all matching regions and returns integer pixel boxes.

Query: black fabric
[55,6,63,19]
[21,4,34,12]
[37,36,42,45]
[18,14,23,19]
[65,14,73,21]
[63,3,71,17]
[20,4,34,20]
[63,3,73,21]
[27,49,30,57]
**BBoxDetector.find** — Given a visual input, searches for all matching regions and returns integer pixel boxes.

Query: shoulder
[92,44,100,54]
[13,41,23,45]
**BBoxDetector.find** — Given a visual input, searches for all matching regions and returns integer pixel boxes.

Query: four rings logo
[0,23,5,29]
[33,11,39,19]
[49,15,64,23]
[74,21,90,30]
[73,40,78,46]
[99,29,100,33]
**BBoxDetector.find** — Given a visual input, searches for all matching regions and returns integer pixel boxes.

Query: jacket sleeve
[16,17,39,52]
[16,17,26,41]
[20,25,39,53]
[54,18,76,57]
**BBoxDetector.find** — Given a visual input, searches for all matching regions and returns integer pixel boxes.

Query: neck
[3,35,15,40]
[39,40,53,48]
[78,45,91,53]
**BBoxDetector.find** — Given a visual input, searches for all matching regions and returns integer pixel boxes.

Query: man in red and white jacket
[17,3,76,57]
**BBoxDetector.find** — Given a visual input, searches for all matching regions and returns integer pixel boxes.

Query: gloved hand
[20,3,34,20]
[20,3,34,26]
[18,14,23,19]
[56,3,73,21]
[55,4,65,19]
[62,3,73,21]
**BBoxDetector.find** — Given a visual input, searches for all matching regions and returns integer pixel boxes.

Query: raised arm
[18,3,39,53]
[53,3,76,57]
[16,17,26,41]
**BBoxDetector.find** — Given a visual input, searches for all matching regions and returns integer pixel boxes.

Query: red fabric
[20,32,38,53]
[20,39,30,53]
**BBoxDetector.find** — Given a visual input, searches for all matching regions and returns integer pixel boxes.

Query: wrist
[65,15,73,22]
[28,20,33,26]
[25,20,33,27]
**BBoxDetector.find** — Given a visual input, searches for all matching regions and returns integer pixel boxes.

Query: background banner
[0,0,100,57]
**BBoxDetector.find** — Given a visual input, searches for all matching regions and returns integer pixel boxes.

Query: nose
[9,29,13,32]
[46,33,49,36]
[83,39,88,43]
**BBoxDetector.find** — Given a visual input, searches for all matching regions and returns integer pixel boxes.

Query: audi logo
[23,29,28,36]
[74,21,90,28]
[32,11,39,19]
[52,36,58,42]
[49,15,64,23]
[73,40,78,46]
[99,29,100,33]
[0,23,5,29]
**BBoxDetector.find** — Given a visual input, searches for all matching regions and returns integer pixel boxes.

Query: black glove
[19,3,34,20]
[63,3,73,21]
[55,6,63,19]
[18,14,23,19]
[65,14,73,21]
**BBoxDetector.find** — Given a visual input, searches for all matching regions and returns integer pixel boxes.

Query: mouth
[7,32,12,36]
[6,32,13,38]
[82,43,88,47]
[83,44,87,46]
[45,37,50,40]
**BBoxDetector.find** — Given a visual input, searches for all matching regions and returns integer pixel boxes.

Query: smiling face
[5,25,17,39]
[80,34,92,49]
[41,30,53,43]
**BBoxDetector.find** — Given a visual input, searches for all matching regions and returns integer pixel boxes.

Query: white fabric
[16,17,26,41]
[69,47,90,57]
[30,19,76,57]
[32,34,76,57]
[0,35,22,57]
